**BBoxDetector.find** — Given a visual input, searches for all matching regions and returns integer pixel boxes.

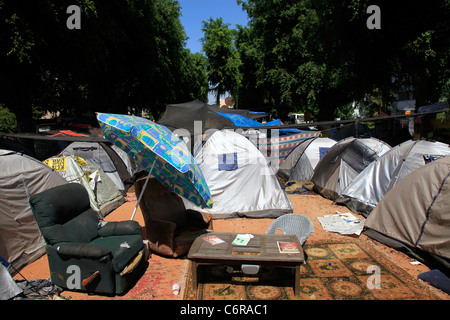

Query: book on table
[203,235,225,245]
[277,241,300,253]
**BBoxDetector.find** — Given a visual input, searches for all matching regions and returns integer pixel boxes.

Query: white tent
[337,139,450,216]
[182,130,293,218]
[311,137,391,200]
[278,137,337,182]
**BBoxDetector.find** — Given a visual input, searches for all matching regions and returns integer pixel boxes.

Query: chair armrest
[54,243,112,260]
[185,210,212,229]
[98,221,141,237]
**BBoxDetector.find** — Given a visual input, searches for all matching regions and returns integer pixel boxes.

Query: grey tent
[182,130,293,218]
[331,122,374,141]
[364,156,450,275]
[110,144,146,181]
[337,139,450,216]
[59,141,135,192]
[0,150,67,272]
[0,262,22,299]
[158,99,234,135]
[158,99,267,135]
[0,136,37,158]
[278,137,337,182]
[311,137,391,200]
[43,155,125,217]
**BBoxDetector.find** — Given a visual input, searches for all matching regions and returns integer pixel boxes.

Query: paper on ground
[317,211,365,235]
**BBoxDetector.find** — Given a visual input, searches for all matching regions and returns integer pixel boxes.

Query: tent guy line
[3,107,448,142]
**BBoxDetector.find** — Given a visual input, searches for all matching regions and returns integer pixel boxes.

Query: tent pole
[130,159,156,220]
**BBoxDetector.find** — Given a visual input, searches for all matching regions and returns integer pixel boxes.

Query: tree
[311,0,450,112]
[0,0,207,131]
[238,0,334,119]
[236,0,449,120]
[235,24,265,111]
[0,104,17,132]
[201,17,241,105]
[179,51,209,102]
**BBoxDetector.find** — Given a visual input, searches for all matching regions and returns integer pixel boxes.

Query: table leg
[191,261,198,291]
[294,264,301,297]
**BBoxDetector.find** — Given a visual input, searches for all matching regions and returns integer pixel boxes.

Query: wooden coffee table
[187,232,305,296]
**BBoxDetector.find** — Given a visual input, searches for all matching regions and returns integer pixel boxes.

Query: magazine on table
[203,235,225,245]
[277,241,300,253]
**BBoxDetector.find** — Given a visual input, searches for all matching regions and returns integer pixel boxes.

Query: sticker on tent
[43,157,67,172]
[423,154,444,164]
[319,147,330,159]
[218,153,238,171]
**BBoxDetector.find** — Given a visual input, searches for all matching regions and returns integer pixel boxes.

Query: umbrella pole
[130,159,156,220]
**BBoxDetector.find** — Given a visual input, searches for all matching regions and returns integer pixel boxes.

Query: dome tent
[158,99,269,135]
[364,156,450,275]
[311,137,391,200]
[182,130,293,218]
[43,155,124,217]
[0,150,67,272]
[336,139,450,216]
[59,141,135,193]
[278,137,337,182]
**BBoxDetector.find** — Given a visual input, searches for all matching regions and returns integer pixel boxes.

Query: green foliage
[0,104,17,132]
[201,17,241,105]
[179,50,209,102]
[0,0,209,130]
[232,0,449,120]
[334,102,355,120]
[1,0,447,129]
[4,13,35,63]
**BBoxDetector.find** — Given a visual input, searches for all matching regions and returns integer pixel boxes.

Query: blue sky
[177,0,249,54]
[177,0,249,104]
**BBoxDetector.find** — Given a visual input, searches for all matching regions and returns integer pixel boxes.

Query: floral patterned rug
[183,240,440,300]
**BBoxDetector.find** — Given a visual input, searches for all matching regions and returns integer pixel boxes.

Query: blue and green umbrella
[96,113,213,219]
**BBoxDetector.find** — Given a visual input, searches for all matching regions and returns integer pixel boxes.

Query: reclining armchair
[29,183,148,296]
[134,176,212,258]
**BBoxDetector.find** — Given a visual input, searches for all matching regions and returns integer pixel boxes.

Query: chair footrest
[120,250,144,276]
